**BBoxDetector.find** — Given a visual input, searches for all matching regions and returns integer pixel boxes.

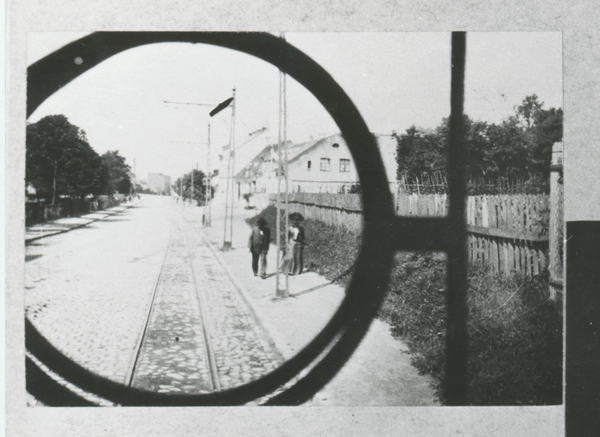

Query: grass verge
[248,205,563,405]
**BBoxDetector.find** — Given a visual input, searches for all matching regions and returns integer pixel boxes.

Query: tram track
[127,218,220,394]
[127,210,283,396]
[26,202,285,405]
[125,228,172,388]
[184,225,221,392]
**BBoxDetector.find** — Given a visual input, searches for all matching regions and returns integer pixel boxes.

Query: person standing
[248,218,270,278]
[281,214,305,275]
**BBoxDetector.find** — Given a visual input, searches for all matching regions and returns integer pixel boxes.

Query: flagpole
[199,96,233,248]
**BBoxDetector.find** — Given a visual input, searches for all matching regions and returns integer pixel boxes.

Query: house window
[320,158,331,172]
[307,160,312,171]
[339,159,350,172]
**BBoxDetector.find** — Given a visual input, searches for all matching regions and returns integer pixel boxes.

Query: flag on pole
[209,97,234,117]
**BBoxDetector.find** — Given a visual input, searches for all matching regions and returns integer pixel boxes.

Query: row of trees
[394,95,563,191]
[172,169,214,206]
[26,115,133,204]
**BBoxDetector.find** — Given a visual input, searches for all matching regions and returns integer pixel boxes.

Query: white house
[287,133,398,193]
[236,133,398,194]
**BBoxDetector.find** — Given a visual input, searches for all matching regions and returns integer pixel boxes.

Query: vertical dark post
[566,221,600,436]
[445,32,468,405]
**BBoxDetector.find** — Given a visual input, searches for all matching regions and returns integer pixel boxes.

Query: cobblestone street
[25,195,283,403]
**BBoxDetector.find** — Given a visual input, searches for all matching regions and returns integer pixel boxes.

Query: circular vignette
[26,32,396,406]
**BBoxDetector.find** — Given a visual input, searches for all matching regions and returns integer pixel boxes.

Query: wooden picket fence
[397,193,550,276]
[466,195,549,277]
[269,193,364,232]
[271,192,552,277]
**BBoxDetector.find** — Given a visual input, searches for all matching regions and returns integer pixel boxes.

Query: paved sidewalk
[25,200,139,242]
[191,193,440,406]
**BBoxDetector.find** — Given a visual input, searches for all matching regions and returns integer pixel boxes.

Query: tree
[515,94,545,129]
[394,95,563,187]
[394,125,446,179]
[485,116,532,178]
[26,115,104,203]
[101,151,132,195]
[174,169,213,205]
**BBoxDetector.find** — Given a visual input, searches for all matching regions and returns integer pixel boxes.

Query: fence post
[549,141,564,301]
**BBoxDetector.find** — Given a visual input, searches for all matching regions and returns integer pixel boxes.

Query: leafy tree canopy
[101,151,132,195]
[173,169,213,205]
[394,95,563,185]
[26,115,104,202]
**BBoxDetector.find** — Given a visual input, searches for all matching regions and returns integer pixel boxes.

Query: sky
[27,32,562,183]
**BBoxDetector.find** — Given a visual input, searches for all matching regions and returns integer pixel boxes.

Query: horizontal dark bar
[389,216,449,251]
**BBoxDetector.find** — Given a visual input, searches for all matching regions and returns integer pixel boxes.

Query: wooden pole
[206,121,212,226]
[549,141,563,300]
[283,46,290,298]
[276,67,283,296]
[223,87,236,248]
[229,87,236,245]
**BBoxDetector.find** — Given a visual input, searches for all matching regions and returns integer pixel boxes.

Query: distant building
[147,173,171,195]
[286,134,357,193]
[236,133,397,194]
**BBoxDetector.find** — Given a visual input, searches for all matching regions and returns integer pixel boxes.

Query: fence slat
[508,240,515,275]
[282,192,552,278]
[532,245,540,275]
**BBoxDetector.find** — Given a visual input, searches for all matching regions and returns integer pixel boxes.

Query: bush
[96,195,120,210]
[465,266,562,405]
[247,205,563,405]
[380,256,562,405]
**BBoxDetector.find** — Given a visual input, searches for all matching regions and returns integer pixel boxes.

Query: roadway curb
[25,201,141,243]
[197,227,295,361]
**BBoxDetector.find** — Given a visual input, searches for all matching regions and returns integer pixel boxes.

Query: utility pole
[222,87,236,249]
[206,121,212,226]
[165,98,232,223]
[276,32,289,298]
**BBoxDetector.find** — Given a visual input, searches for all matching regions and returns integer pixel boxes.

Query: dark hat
[289,212,304,222]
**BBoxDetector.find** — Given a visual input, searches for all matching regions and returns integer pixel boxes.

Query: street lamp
[207,92,236,249]
[165,97,234,227]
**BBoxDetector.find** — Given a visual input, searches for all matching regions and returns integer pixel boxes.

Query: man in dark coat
[248,217,270,278]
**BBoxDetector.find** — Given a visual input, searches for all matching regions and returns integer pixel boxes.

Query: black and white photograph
[6,1,600,436]
[23,30,563,406]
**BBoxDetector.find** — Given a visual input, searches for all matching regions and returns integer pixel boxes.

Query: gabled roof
[235,138,318,180]
[288,134,344,165]
[235,132,398,181]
